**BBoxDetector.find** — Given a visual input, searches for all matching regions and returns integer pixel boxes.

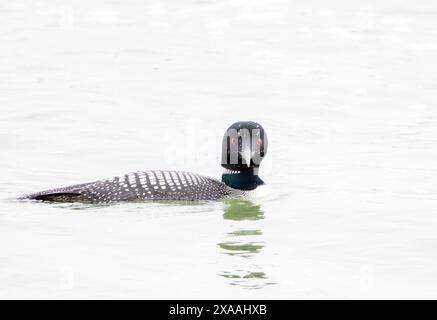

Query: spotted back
[65,170,235,203]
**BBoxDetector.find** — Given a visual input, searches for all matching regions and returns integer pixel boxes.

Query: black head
[221,121,268,173]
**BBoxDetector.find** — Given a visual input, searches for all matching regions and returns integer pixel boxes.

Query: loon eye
[230,137,237,145]
[256,138,262,146]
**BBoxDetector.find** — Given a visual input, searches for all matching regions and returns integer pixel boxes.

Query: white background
[1,0,437,299]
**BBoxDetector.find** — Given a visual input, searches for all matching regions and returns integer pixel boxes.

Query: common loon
[20,121,268,203]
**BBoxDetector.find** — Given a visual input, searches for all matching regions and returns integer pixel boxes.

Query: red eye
[230,137,237,145]
[256,138,262,145]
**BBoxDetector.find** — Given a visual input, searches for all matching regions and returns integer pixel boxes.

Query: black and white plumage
[22,171,240,203]
[20,121,268,204]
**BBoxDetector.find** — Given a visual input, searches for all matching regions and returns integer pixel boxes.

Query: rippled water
[1,0,437,299]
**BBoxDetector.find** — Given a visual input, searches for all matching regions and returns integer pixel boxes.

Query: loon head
[221,121,268,190]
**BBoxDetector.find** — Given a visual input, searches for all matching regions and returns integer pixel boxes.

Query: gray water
[1,0,437,299]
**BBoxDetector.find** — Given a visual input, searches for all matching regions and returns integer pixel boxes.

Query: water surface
[1,0,437,299]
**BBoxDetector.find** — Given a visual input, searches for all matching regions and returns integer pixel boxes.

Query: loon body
[21,121,268,203]
[23,171,247,203]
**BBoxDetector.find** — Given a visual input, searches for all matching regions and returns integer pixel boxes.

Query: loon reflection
[218,199,275,289]
[222,200,265,222]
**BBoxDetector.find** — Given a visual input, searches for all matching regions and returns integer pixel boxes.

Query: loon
[20,121,268,203]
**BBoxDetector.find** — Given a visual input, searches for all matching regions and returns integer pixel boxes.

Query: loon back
[21,171,238,203]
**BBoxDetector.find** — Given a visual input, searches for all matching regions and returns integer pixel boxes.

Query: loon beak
[242,147,251,167]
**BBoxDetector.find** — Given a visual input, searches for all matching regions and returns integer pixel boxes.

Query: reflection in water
[219,242,264,257]
[222,200,265,221]
[218,200,275,289]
